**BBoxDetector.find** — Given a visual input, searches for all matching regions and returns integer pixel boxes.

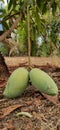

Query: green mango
[30,68,58,96]
[3,67,29,98]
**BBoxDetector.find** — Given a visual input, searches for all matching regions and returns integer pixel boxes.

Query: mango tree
[0,0,60,68]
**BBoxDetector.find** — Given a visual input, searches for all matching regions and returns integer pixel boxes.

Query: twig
[16,112,32,118]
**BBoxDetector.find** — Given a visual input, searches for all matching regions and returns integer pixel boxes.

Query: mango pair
[3,67,58,98]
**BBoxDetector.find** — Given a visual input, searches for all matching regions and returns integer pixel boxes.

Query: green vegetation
[0,0,60,57]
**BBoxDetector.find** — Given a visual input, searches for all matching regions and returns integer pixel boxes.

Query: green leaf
[36,0,42,7]
[0,14,3,18]
[0,9,6,13]
[51,2,57,15]
[42,2,48,14]
[24,0,33,6]
[8,0,13,10]
[12,0,16,9]
[0,0,4,2]
[2,21,9,30]
[0,9,3,12]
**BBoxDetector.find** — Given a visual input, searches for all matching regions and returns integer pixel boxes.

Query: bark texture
[0,53,9,79]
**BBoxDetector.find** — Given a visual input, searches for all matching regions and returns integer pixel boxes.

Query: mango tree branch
[3,12,20,22]
[4,38,18,46]
[0,12,22,42]
[4,38,19,56]
[0,12,20,24]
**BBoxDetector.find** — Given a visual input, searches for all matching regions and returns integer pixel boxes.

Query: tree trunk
[0,53,9,80]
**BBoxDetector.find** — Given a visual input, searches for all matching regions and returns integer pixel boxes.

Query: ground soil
[0,56,60,130]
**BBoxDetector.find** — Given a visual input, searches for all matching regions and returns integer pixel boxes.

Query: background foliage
[0,0,60,56]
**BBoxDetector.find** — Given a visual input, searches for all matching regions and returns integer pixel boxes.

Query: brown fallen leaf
[3,120,15,130]
[42,93,58,105]
[25,122,32,130]
[0,81,6,88]
[0,104,24,119]
[33,97,41,107]
[35,127,41,130]
[21,107,30,113]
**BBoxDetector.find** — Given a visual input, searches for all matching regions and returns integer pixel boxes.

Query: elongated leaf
[34,10,46,34]
[43,93,58,105]
[0,9,6,13]
[8,0,13,10]
[2,21,9,30]
[0,14,3,18]
[42,2,48,14]
[36,0,43,7]
[0,9,3,12]
[12,0,16,10]
[51,2,57,15]
[0,104,24,119]
[3,12,11,21]
[0,0,4,2]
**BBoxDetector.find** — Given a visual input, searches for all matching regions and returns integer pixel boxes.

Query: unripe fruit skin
[3,68,29,98]
[30,68,58,96]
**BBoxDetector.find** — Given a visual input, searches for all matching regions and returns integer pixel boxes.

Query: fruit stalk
[27,5,31,68]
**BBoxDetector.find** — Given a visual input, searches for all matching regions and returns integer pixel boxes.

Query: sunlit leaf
[0,0,4,2]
